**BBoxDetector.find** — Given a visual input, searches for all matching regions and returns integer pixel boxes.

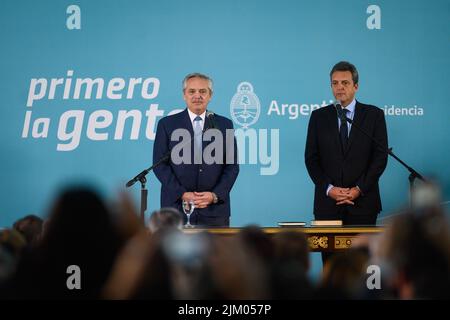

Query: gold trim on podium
[183,227,384,252]
[334,236,356,249]
[308,236,329,249]
[183,226,384,235]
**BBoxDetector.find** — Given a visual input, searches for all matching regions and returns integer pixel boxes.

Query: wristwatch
[211,192,219,204]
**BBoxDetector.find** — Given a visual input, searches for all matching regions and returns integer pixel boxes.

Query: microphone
[206,110,218,129]
[334,101,349,124]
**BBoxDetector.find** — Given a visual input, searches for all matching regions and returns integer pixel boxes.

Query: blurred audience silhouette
[1,182,449,300]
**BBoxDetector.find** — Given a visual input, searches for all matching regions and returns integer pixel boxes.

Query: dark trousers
[320,208,377,266]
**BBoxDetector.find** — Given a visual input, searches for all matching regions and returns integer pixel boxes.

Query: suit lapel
[345,101,366,156]
[325,105,342,154]
[181,109,195,136]
[179,109,197,164]
[204,112,214,132]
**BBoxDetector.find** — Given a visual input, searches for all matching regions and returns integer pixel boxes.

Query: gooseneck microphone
[334,100,344,121]
[206,110,218,129]
[334,100,352,124]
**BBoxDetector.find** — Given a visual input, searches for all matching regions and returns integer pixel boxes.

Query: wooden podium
[184,226,384,252]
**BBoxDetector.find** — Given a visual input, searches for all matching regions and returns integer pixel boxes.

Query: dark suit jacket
[305,101,388,220]
[153,109,239,223]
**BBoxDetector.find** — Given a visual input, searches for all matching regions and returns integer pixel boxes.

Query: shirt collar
[343,99,356,115]
[187,108,206,122]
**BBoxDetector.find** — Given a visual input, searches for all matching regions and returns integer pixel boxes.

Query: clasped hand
[329,187,360,205]
[182,192,214,209]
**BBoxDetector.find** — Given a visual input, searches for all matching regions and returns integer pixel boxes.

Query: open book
[278,221,306,227]
[310,220,343,226]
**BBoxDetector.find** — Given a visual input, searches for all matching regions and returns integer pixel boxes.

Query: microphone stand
[338,108,426,207]
[126,153,170,223]
[126,113,217,223]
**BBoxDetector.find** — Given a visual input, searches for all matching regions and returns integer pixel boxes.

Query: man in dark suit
[305,61,388,227]
[153,73,239,227]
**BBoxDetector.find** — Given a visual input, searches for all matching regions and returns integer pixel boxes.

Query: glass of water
[182,199,195,228]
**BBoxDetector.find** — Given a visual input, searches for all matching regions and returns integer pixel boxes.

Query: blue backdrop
[1,0,449,230]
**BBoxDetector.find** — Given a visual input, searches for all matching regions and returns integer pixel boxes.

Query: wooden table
[184,226,384,252]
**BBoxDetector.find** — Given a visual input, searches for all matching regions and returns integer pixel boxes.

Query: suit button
[199,169,203,172]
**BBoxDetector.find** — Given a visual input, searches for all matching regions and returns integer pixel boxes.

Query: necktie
[339,108,349,151]
[193,116,203,163]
